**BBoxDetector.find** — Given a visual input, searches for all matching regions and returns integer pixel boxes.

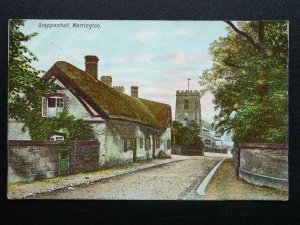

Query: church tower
[175,90,202,126]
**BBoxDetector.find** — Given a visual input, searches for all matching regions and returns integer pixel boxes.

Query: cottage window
[57,98,64,107]
[155,137,160,149]
[167,140,171,149]
[48,98,56,107]
[145,138,151,151]
[123,138,136,152]
[126,139,131,149]
[50,135,64,142]
[42,96,64,117]
[140,138,144,149]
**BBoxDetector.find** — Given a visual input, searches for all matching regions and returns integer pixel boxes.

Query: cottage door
[132,138,137,162]
[152,137,155,159]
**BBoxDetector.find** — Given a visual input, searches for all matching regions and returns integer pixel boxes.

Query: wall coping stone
[71,140,100,146]
[8,140,60,146]
[239,143,288,150]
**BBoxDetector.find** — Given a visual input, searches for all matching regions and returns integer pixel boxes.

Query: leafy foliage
[9,19,55,119]
[23,110,93,144]
[200,21,288,144]
[172,121,204,148]
[9,19,93,142]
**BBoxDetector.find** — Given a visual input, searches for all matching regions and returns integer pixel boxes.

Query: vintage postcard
[7,20,288,200]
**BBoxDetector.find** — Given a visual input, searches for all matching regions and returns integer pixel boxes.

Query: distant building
[213,134,222,149]
[202,128,223,149]
[202,128,213,147]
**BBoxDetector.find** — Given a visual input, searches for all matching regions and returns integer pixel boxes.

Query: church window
[184,99,189,109]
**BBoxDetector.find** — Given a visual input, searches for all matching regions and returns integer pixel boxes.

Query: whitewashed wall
[8,120,31,140]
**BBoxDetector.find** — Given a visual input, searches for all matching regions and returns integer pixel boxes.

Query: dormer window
[42,94,65,117]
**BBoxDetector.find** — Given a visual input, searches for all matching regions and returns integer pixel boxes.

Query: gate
[59,143,69,175]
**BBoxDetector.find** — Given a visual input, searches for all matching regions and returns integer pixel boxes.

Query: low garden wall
[8,141,60,183]
[234,143,288,191]
[171,146,204,156]
[8,140,100,183]
[204,147,228,154]
[70,140,100,174]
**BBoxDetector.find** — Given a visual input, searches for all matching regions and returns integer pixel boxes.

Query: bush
[172,120,204,148]
[156,150,171,159]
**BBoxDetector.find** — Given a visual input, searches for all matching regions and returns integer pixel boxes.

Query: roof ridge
[55,61,96,80]
[139,97,171,108]
[52,61,171,129]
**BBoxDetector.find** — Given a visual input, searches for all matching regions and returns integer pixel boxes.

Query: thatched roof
[43,61,172,130]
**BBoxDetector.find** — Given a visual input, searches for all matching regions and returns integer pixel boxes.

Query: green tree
[9,20,93,142]
[9,19,55,119]
[172,121,204,148]
[200,21,288,144]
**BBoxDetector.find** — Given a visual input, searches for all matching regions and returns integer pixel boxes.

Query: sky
[20,20,229,123]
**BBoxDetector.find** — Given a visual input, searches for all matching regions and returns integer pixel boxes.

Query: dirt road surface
[31,156,221,200]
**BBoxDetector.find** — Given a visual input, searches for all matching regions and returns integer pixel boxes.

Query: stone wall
[8,141,60,183]
[171,146,182,155]
[204,147,227,154]
[235,143,288,191]
[172,146,204,156]
[70,140,100,174]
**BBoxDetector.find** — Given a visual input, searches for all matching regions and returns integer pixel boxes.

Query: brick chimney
[85,55,99,80]
[101,76,112,87]
[131,86,138,97]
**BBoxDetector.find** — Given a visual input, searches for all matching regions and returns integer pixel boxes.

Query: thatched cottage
[9,55,172,167]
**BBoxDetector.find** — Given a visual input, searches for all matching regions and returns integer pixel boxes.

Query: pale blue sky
[20,20,229,123]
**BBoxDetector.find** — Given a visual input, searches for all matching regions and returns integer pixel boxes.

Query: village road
[33,156,222,200]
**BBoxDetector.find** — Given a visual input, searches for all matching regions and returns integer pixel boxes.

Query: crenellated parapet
[176,90,200,97]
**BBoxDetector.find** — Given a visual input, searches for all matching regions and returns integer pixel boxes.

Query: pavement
[204,152,233,158]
